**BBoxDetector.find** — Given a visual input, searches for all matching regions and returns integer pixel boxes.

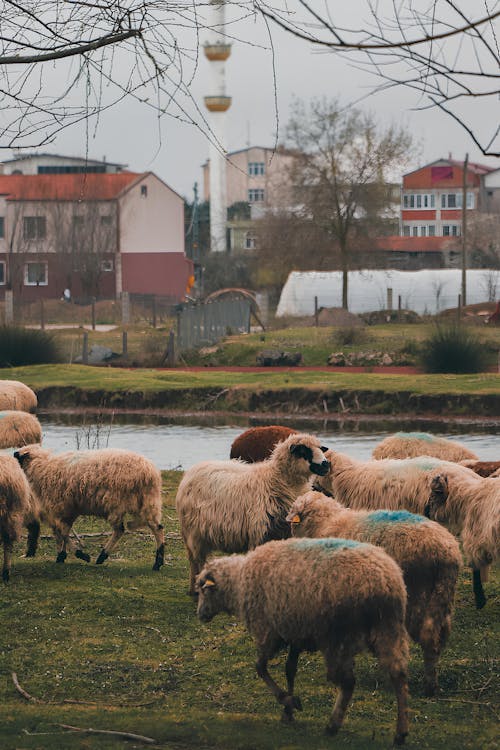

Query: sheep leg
[148,522,165,572]
[472,569,487,609]
[324,653,355,736]
[2,539,13,583]
[285,646,302,712]
[96,523,125,564]
[256,641,298,722]
[187,550,204,597]
[371,632,409,745]
[52,520,74,563]
[25,519,40,558]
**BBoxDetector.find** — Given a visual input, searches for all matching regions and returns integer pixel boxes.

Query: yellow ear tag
[291,515,301,524]
[204,579,215,587]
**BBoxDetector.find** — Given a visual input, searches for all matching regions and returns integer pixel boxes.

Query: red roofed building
[0,166,192,303]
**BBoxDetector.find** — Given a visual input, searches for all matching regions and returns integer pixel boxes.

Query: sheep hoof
[56,551,67,563]
[2,569,9,583]
[25,548,37,558]
[292,695,302,711]
[95,550,109,565]
[75,550,91,563]
[475,593,487,610]
[152,544,165,571]
[393,731,408,745]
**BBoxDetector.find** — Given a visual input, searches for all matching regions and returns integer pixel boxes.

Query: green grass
[2,364,500,397]
[0,471,498,749]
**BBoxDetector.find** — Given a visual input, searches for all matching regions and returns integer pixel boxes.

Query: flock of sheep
[1,379,499,745]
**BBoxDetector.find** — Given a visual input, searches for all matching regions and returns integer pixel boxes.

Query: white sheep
[176,432,330,594]
[0,380,37,413]
[197,537,410,744]
[372,432,478,462]
[14,444,165,570]
[287,490,462,695]
[425,472,499,609]
[0,454,34,581]
[0,410,42,448]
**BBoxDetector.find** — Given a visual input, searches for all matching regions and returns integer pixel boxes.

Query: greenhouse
[276,269,499,317]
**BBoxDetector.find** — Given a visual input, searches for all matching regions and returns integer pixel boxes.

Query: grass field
[1,471,498,750]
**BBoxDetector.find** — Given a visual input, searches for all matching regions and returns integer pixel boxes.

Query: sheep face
[286,491,342,536]
[424,474,449,520]
[196,570,226,623]
[288,440,330,476]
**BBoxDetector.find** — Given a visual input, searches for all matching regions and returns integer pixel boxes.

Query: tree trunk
[340,244,349,309]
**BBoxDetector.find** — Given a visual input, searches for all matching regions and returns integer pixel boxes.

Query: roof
[404,159,495,178]
[374,236,456,253]
[1,152,126,168]
[0,172,143,201]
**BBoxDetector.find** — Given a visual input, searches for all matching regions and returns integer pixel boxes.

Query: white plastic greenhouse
[276,269,499,317]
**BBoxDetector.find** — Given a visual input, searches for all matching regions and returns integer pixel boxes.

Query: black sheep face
[290,443,330,476]
[13,447,31,468]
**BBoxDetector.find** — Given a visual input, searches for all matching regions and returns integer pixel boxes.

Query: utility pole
[461,153,469,308]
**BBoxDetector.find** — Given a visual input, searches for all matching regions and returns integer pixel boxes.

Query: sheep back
[460,460,500,478]
[0,411,42,449]
[0,381,37,413]
[372,432,478,462]
[0,453,33,543]
[230,425,298,462]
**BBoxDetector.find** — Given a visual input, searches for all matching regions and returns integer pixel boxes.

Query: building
[202,145,297,252]
[0,171,192,302]
[1,152,126,175]
[374,158,497,269]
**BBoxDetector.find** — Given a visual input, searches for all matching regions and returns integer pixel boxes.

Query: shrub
[331,326,368,347]
[0,326,60,366]
[419,322,491,373]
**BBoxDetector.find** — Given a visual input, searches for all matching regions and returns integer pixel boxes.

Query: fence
[176,298,251,352]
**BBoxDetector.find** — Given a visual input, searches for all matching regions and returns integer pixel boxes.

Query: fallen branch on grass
[57,724,157,744]
[12,672,38,702]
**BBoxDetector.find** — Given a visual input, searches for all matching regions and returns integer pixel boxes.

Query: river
[38,413,500,470]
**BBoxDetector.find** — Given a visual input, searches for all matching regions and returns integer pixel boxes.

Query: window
[23,216,46,240]
[248,188,265,202]
[0,261,5,284]
[0,217,4,237]
[412,226,418,237]
[402,192,436,209]
[244,231,257,250]
[420,226,426,236]
[248,162,265,176]
[428,225,435,236]
[442,225,461,237]
[141,185,148,198]
[403,225,410,236]
[100,259,114,272]
[24,261,48,285]
[100,215,112,226]
[73,215,84,232]
[441,192,475,209]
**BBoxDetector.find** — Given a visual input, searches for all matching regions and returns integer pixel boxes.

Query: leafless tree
[0,2,498,157]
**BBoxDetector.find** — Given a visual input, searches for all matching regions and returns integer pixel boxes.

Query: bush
[0,326,60,366]
[419,322,491,373]
[331,326,368,347]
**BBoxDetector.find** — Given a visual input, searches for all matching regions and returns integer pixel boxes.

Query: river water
[38,413,500,470]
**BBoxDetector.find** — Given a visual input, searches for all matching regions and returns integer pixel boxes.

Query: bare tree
[0,2,498,157]
[280,97,412,309]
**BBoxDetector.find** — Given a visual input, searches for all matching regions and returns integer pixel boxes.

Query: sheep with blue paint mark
[287,490,462,695]
[372,431,478,462]
[197,536,410,744]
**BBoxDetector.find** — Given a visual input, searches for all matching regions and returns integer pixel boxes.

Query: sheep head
[13,443,47,470]
[286,490,343,537]
[424,474,449,519]
[280,434,330,477]
[196,556,243,622]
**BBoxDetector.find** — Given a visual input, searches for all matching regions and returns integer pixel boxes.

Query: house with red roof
[0,164,192,303]
[374,158,497,269]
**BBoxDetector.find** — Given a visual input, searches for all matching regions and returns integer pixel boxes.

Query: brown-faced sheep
[425,472,499,609]
[14,445,165,570]
[0,454,35,581]
[0,380,37,413]
[460,460,500,478]
[0,411,42,449]
[372,432,478,462]
[197,537,410,744]
[287,490,461,695]
[229,425,298,462]
[176,432,329,594]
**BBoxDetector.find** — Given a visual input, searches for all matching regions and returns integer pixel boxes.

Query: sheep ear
[291,514,301,524]
[290,443,307,459]
[202,577,216,589]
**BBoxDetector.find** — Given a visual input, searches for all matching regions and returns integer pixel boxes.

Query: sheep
[0,380,37,413]
[0,454,36,581]
[425,472,500,609]
[0,411,42,449]
[176,432,329,595]
[229,425,298,462]
[14,444,165,571]
[287,490,461,696]
[460,460,500,478]
[197,537,410,744]
[372,431,478,462]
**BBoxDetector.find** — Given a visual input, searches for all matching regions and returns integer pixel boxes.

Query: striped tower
[204,1,231,253]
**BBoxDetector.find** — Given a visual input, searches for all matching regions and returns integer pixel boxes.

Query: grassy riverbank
[1,471,498,750]
[3,364,500,418]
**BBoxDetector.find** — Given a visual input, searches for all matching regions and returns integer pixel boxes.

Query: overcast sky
[17,3,500,201]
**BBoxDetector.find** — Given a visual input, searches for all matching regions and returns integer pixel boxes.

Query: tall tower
[204,1,231,253]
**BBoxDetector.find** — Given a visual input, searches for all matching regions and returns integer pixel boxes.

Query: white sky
[12,3,500,201]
